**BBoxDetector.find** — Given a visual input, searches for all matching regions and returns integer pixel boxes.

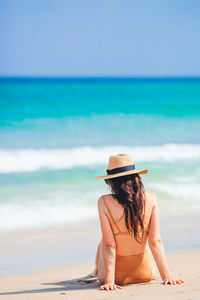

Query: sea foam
[0,143,200,173]
[0,181,200,231]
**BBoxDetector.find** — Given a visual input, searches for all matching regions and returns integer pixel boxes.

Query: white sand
[0,250,199,300]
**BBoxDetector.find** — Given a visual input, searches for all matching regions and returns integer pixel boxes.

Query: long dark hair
[108,174,145,243]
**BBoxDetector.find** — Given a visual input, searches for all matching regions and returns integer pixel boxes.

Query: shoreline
[0,250,199,300]
[0,211,200,277]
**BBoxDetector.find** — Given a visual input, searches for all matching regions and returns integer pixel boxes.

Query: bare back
[101,191,154,256]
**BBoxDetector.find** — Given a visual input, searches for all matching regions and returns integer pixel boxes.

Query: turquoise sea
[0,78,200,232]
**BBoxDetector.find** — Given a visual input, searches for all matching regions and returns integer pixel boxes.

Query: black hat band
[107,165,135,175]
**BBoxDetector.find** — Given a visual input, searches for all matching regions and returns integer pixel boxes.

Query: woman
[94,153,184,291]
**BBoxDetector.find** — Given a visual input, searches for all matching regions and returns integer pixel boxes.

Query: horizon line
[0,75,200,81]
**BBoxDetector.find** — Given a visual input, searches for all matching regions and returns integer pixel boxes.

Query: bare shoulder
[144,190,158,208]
[97,194,111,210]
[98,194,111,203]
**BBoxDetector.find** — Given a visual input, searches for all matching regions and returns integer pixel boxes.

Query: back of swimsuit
[102,196,153,285]
[102,196,149,236]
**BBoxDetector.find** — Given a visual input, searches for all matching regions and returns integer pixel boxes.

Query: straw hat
[96,153,148,179]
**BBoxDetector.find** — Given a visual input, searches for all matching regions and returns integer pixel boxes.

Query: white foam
[0,201,98,231]
[0,189,101,232]
[0,143,200,173]
[1,182,200,232]
[149,182,200,199]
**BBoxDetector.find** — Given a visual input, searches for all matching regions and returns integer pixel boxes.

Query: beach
[0,78,200,298]
[0,243,200,300]
[0,215,200,299]
[1,0,200,296]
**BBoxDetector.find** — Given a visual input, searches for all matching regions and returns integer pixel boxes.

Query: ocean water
[0,78,200,232]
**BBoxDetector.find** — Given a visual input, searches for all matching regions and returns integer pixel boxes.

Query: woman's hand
[163,278,184,285]
[100,283,122,291]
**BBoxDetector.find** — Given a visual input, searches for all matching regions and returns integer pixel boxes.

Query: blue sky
[0,0,200,76]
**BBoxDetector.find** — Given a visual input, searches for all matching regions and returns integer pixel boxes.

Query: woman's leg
[89,239,106,283]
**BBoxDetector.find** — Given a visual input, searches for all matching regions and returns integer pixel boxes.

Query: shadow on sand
[0,275,100,296]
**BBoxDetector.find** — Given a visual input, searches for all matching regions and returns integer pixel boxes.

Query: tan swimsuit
[103,197,153,285]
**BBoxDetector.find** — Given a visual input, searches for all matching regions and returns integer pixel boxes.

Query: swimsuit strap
[102,197,149,236]
[102,196,122,232]
[113,210,125,225]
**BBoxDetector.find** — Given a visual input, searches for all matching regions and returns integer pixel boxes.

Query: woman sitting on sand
[93,154,184,290]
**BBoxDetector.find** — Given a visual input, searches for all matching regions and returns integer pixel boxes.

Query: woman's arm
[148,192,184,285]
[98,196,121,290]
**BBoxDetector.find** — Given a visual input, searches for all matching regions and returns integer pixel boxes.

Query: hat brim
[96,169,148,180]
